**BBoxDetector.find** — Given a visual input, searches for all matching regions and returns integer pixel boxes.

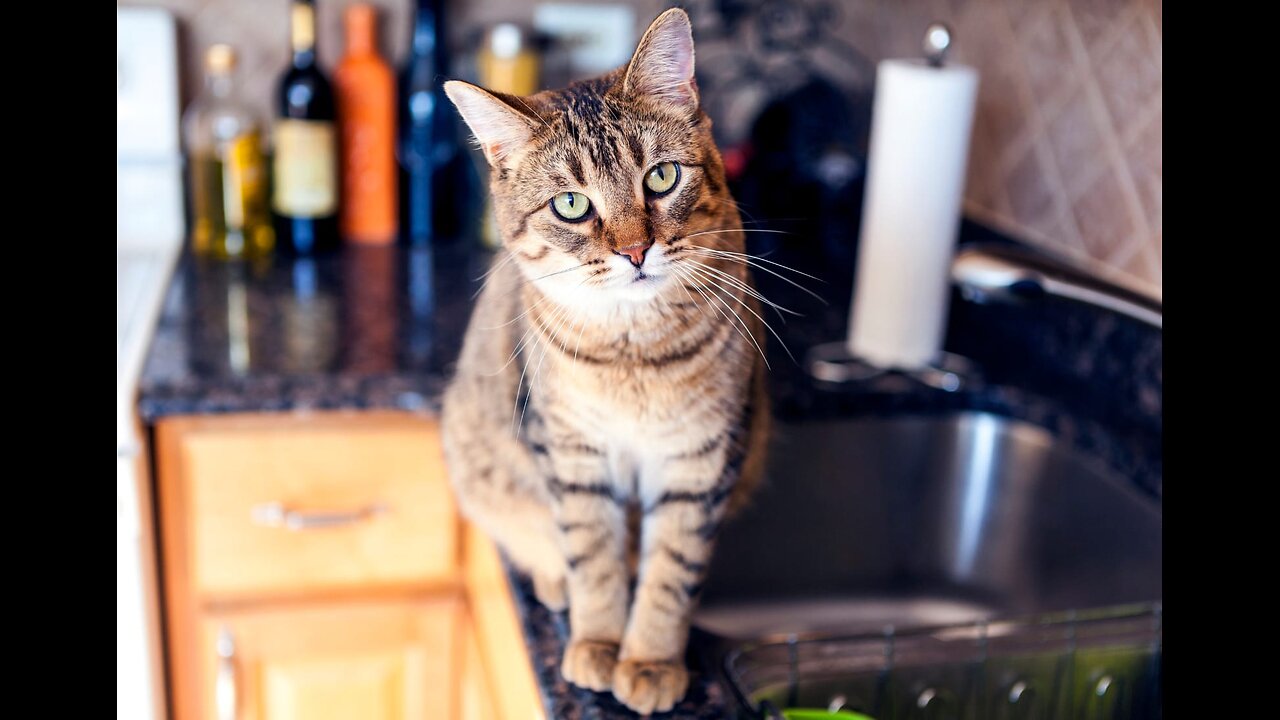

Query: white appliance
[117,8,183,719]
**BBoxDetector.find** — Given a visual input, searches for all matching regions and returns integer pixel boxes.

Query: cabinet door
[457,611,494,720]
[463,524,545,720]
[159,413,458,602]
[200,598,461,720]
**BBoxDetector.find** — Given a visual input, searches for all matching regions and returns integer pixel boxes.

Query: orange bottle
[335,4,398,244]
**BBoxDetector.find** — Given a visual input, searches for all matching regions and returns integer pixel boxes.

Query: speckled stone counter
[509,573,738,718]
[137,226,1162,719]
[139,244,485,419]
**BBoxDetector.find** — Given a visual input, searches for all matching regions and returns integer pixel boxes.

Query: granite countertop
[139,243,485,420]
[508,574,738,718]
[137,226,1162,719]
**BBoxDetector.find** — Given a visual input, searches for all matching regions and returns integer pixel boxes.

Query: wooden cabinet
[457,609,495,720]
[161,413,458,601]
[200,599,461,720]
[462,525,543,720]
[155,412,544,720]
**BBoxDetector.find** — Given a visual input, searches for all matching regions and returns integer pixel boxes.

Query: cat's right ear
[443,81,540,167]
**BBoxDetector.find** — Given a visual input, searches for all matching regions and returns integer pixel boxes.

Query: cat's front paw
[612,658,689,715]
[533,572,567,612]
[561,639,619,692]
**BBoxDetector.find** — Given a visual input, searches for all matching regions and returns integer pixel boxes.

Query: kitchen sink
[694,411,1162,640]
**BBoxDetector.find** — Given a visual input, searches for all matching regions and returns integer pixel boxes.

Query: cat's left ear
[622,8,698,113]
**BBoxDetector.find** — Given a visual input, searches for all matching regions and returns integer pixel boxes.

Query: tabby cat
[442,9,769,713]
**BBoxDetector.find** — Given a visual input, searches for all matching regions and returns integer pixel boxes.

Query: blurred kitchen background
[118,1,1161,718]
[124,0,1161,287]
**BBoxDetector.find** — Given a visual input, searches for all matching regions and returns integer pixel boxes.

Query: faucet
[951,244,1162,328]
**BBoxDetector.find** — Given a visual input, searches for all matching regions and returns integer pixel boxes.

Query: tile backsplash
[122,0,1160,291]
[949,0,1162,293]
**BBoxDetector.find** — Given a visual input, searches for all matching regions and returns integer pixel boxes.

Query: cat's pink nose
[615,242,652,268]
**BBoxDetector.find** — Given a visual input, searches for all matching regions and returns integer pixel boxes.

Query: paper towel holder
[923,22,952,67]
[805,19,976,394]
[805,341,976,392]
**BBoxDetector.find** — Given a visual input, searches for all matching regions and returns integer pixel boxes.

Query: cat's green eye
[644,161,681,196]
[550,191,592,222]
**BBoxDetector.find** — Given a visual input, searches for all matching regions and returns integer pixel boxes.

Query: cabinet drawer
[200,597,462,720]
[161,414,458,599]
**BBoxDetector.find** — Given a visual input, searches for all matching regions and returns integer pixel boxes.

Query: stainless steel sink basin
[694,412,1162,640]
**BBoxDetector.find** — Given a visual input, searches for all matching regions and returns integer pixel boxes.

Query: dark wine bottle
[398,0,443,247]
[273,0,339,256]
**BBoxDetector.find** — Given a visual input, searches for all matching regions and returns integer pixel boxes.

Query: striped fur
[441,9,768,714]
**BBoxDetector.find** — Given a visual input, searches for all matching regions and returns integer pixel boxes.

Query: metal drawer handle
[215,627,237,720]
[250,501,388,530]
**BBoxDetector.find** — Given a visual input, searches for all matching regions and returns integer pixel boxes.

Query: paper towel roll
[848,59,978,369]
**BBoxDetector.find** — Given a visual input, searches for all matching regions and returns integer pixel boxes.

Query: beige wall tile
[1072,170,1136,259]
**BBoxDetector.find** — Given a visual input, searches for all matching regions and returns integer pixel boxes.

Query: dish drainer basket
[724,604,1162,719]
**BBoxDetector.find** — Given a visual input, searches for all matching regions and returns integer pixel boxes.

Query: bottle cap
[489,23,525,60]
[205,44,237,74]
[291,2,316,54]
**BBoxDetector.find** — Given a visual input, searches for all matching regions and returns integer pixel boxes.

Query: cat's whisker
[511,96,550,127]
[680,228,793,240]
[509,305,551,433]
[685,246,825,281]
[481,291,554,330]
[571,302,590,369]
[484,318,539,376]
[475,250,517,282]
[511,298,574,434]
[681,263,797,365]
[669,265,721,323]
[685,263,791,328]
[671,267,741,353]
[670,265,770,369]
[665,266,714,326]
[670,271,711,319]
[740,217,808,225]
[487,288,557,376]
[509,299,565,415]
[519,270,594,425]
[696,195,761,226]
[471,252,520,300]
[523,295,577,433]
[686,272,771,369]
[679,258,786,318]
[513,261,595,292]
[684,248,828,305]
[680,259,800,320]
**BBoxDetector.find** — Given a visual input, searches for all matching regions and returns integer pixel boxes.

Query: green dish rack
[724,604,1162,720]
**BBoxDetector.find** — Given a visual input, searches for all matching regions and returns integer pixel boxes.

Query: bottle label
[273,119,337,217]
[222,132,266,229]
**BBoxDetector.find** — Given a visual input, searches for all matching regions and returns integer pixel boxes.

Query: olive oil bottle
[182,45,274,259]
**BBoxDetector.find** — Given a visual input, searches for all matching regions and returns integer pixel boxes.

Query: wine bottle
[183,45,274,260]
[335,4,397,245]
[273,0,339,255]
[398,0,442,247]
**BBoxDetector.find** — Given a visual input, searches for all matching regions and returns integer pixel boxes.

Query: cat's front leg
[613,438,733,714]
[545,436,630,693]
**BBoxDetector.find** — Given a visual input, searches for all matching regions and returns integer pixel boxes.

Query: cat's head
[445,9,738,307]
